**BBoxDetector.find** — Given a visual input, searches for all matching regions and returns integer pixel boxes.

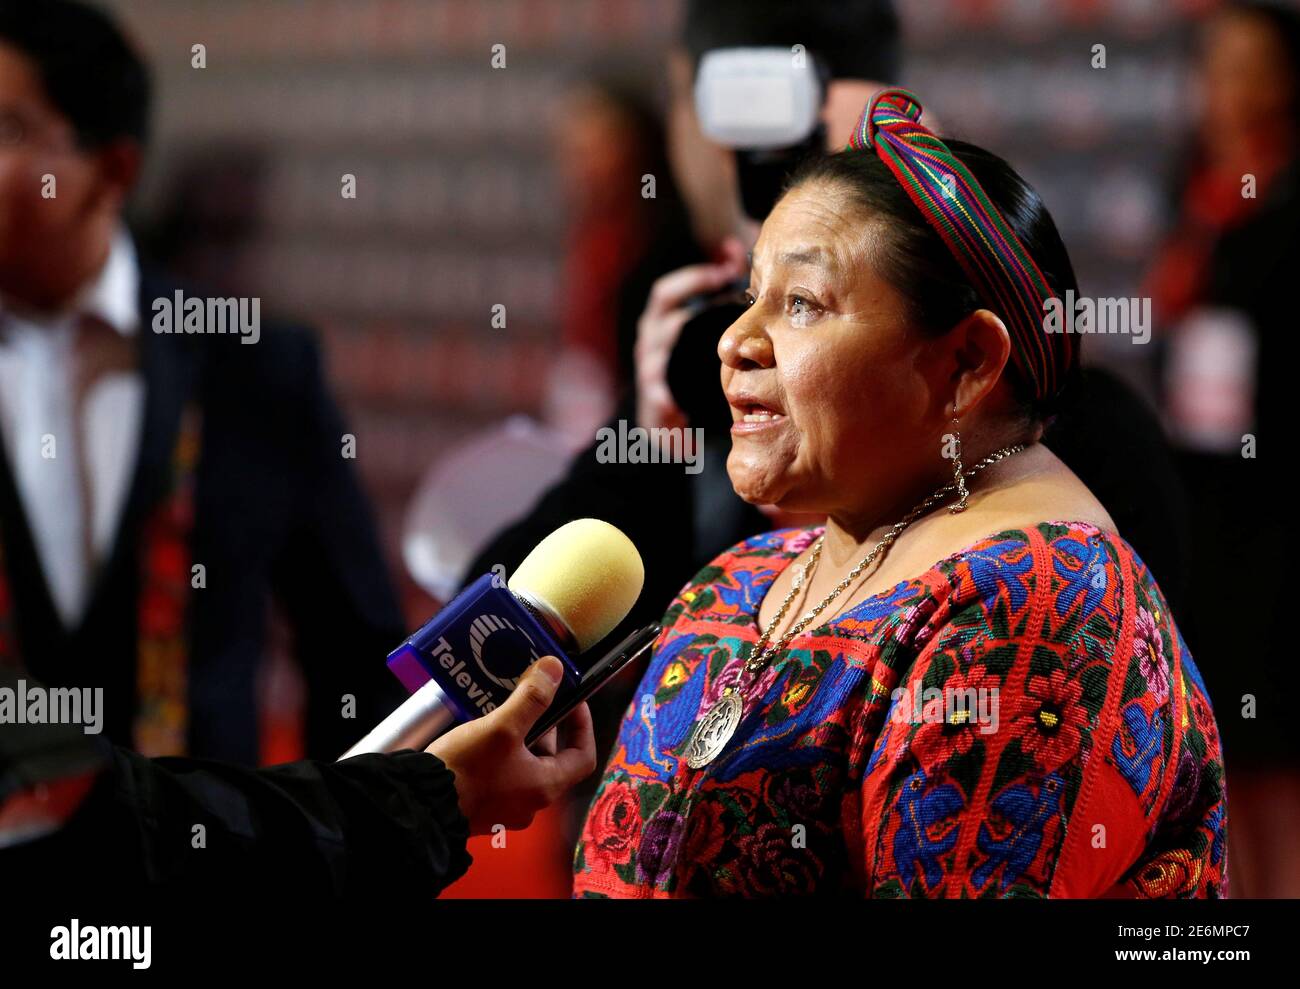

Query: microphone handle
[338,679,460,759]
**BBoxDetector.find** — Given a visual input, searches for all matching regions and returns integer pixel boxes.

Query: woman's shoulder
[922,517,1207,718]
[912,518,1193,683]
[875,518,1226,897]
[927,518,1153,620]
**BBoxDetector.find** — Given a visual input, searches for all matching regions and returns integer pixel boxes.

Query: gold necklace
[683,442,1027,769]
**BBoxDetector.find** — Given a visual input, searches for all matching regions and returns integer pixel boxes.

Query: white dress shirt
[0,230,145,627]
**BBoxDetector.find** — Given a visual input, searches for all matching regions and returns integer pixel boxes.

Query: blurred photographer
[464,0,905,646]
[456,2,907,808]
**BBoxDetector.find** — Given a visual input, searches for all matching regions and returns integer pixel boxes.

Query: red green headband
[848,89,1071,402]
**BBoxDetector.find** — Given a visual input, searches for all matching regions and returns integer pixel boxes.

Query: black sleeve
[267,330,409,759]
[10,746,472,899]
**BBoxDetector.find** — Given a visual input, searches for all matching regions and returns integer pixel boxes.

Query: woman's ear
[947,308,1013,414]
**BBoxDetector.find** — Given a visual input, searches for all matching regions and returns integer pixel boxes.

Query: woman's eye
[789,296,817,316]
[743,293,756,307]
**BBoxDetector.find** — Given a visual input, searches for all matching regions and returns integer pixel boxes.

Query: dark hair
[0,0,151,149]
[682,0,901,85]
[787,139,1081,420]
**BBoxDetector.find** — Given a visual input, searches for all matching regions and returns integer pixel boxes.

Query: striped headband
[847,89,1070,402]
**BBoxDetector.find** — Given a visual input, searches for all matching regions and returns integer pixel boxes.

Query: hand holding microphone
[427,655,595,834]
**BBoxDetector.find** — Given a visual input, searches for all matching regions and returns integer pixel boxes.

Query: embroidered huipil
[573,522,1227,897]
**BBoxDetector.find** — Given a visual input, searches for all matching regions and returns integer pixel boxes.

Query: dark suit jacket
[0,269,407,763]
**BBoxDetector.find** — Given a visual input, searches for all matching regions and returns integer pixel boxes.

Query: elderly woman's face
[719,180,945,517]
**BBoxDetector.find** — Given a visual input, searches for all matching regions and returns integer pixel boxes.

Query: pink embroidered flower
[783,527,823,555]
[1047,519,1101,537]
[700,649,747,709]
[1135,607,1170,705]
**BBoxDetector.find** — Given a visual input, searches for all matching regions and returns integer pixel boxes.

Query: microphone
[341,519,644,758]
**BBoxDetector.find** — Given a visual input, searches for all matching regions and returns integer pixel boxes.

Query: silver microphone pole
[339,679,460,759]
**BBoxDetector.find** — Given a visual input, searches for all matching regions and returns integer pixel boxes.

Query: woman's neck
[819,433,1041,570]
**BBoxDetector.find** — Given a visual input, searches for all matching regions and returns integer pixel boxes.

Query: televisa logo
[429,630,530,715]
[49,920,151,969]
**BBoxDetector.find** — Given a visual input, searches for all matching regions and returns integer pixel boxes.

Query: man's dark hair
[682,0,901,85]
[0,0,151,148]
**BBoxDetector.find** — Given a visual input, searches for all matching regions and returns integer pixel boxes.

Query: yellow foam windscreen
[507,519,644,653]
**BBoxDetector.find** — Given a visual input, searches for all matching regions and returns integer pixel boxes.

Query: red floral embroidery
[573,524,1227,899]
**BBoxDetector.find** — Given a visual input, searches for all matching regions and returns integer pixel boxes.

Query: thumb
[496,656,564,738]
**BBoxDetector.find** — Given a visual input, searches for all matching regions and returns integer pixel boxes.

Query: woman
[574,91,1227,898]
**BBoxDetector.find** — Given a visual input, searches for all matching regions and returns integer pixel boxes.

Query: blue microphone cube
[385,573,581,722]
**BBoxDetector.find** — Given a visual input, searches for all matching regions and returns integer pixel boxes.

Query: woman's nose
[718,307,774,370]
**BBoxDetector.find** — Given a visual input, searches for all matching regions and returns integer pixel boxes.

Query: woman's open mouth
[732,403,787,433]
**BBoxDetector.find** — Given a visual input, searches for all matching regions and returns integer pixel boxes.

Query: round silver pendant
[685,692,744,769]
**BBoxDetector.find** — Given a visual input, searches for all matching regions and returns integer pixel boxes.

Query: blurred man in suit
[0,0,405,763]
